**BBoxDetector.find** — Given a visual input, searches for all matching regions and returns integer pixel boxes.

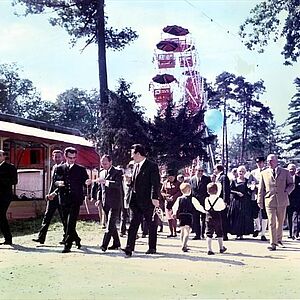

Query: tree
[150,102,215,171]
[286,77,300,155]
[13,0,138,109]
[231,76,266,162]
[239,0,300,65]
[97,80,150,166]
[0,63,39,115]
[53,88,100,140]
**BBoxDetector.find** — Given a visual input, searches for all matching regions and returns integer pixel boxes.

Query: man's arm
[285,171,295,195]
[257,174,266,209]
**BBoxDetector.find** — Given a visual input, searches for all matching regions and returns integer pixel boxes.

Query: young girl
[205,182,227,255]
[172,183,206,252]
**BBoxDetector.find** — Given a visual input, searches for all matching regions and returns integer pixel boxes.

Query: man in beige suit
[258,154,294,250]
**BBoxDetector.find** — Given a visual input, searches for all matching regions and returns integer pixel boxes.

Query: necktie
[133,164,140,192]
[273,169,276,178]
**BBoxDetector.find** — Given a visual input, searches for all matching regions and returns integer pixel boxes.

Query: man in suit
[214,164,231,241]
[54,147,92,253]
[32,149,66,244]
[0,150,18,245]
[258,154,294,250]
[95,154,123,252]
[248,157,268,241]
[121,144,160,257]
[286,164,300,239]
[189,166,211,239]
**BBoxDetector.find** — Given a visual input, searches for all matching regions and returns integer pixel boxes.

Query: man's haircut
[131,144,146,156]
[215,164,224,172]
[101,154,112,162]
[52,149,63,155]
[64,147,77,156]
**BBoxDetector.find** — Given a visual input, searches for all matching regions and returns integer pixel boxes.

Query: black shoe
[220,246,227,253]
[182,247,188,252]
[261,235,267,241]
[120,248,132,257]
[59,240,65,245]
[32,238,44,245]
[108,245,121,250]
[145,249,156,254]
[267,245,276,251]
[167,234,174,238]
[253,230,259,237]
[100,246,107,252]
[287,236,293,239]
[0,240,12,245]
[120,233,126,237]
[192,236,201,240]
[207,250,215,255]
[141,234,147,238]
[76,242,82,249]
[62,247,71,253]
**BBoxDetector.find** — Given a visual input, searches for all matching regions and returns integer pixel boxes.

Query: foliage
[12,0,138,50]
[97,80,150,166]
[0,63,39,115]
[286,77,300,154]
[239,0,300,65]
[150,102,215,171]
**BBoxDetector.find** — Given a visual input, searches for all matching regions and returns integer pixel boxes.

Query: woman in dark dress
[228,165,254,239]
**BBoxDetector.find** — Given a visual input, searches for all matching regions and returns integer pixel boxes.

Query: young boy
[172,183,206,252]
[205,182,227,255]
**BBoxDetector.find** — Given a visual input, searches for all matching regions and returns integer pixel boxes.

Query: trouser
[120,207,129,234]
[62,203,81,249]
[101,206,121,249]
[292,210,300,237]
[287,206,295,237]
[126,205,158,252]
[0,198,12,242]
[221,207,229,238]
[38,198,65,242]
[266,206,286,246]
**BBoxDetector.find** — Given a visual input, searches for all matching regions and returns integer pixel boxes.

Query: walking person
[32,149,65,245]
[121,144,160,257]
[286,164,300,239]
[0,150,18,245]
[204,182,227,255]
[190,166,211,239]
[258,154,294,251]
[95,154,123,252]
[172,182,206,252]
[248,157,268,241]
[54,147,92,253]
[214,164,231,240]
[161,169,181,238]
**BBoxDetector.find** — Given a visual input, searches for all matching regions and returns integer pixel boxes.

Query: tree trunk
[97,0,108,113]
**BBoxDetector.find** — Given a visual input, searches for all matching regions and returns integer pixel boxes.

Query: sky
[0,0,299,129]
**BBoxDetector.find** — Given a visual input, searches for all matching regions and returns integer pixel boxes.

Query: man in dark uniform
[189,166,211,239]
[95,154,123,252]
[121,144,160,257]
[0,150,18,245]
[32,149,65,244]
[54,147,92,253]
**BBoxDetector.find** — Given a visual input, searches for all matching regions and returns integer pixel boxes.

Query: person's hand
[96,178,106,184]
[172,214,177,219]
[237,192,243,197]
[46,192,56,201]
[95,200,100,207]
[152,199,160,207]
[85,179,92,186]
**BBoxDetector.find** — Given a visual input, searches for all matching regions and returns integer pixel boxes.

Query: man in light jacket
[258,154,294,251]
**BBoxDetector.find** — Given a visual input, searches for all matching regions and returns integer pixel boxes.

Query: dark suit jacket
[97,166,123,210]
[189,175,211,205]
[217,172,231,205]
[54,163,88,206]
[130,159,160,210]
[0,162,18,199]
[289,175,300,210]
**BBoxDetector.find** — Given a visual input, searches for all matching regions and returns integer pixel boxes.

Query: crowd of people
[1,146,300,256]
